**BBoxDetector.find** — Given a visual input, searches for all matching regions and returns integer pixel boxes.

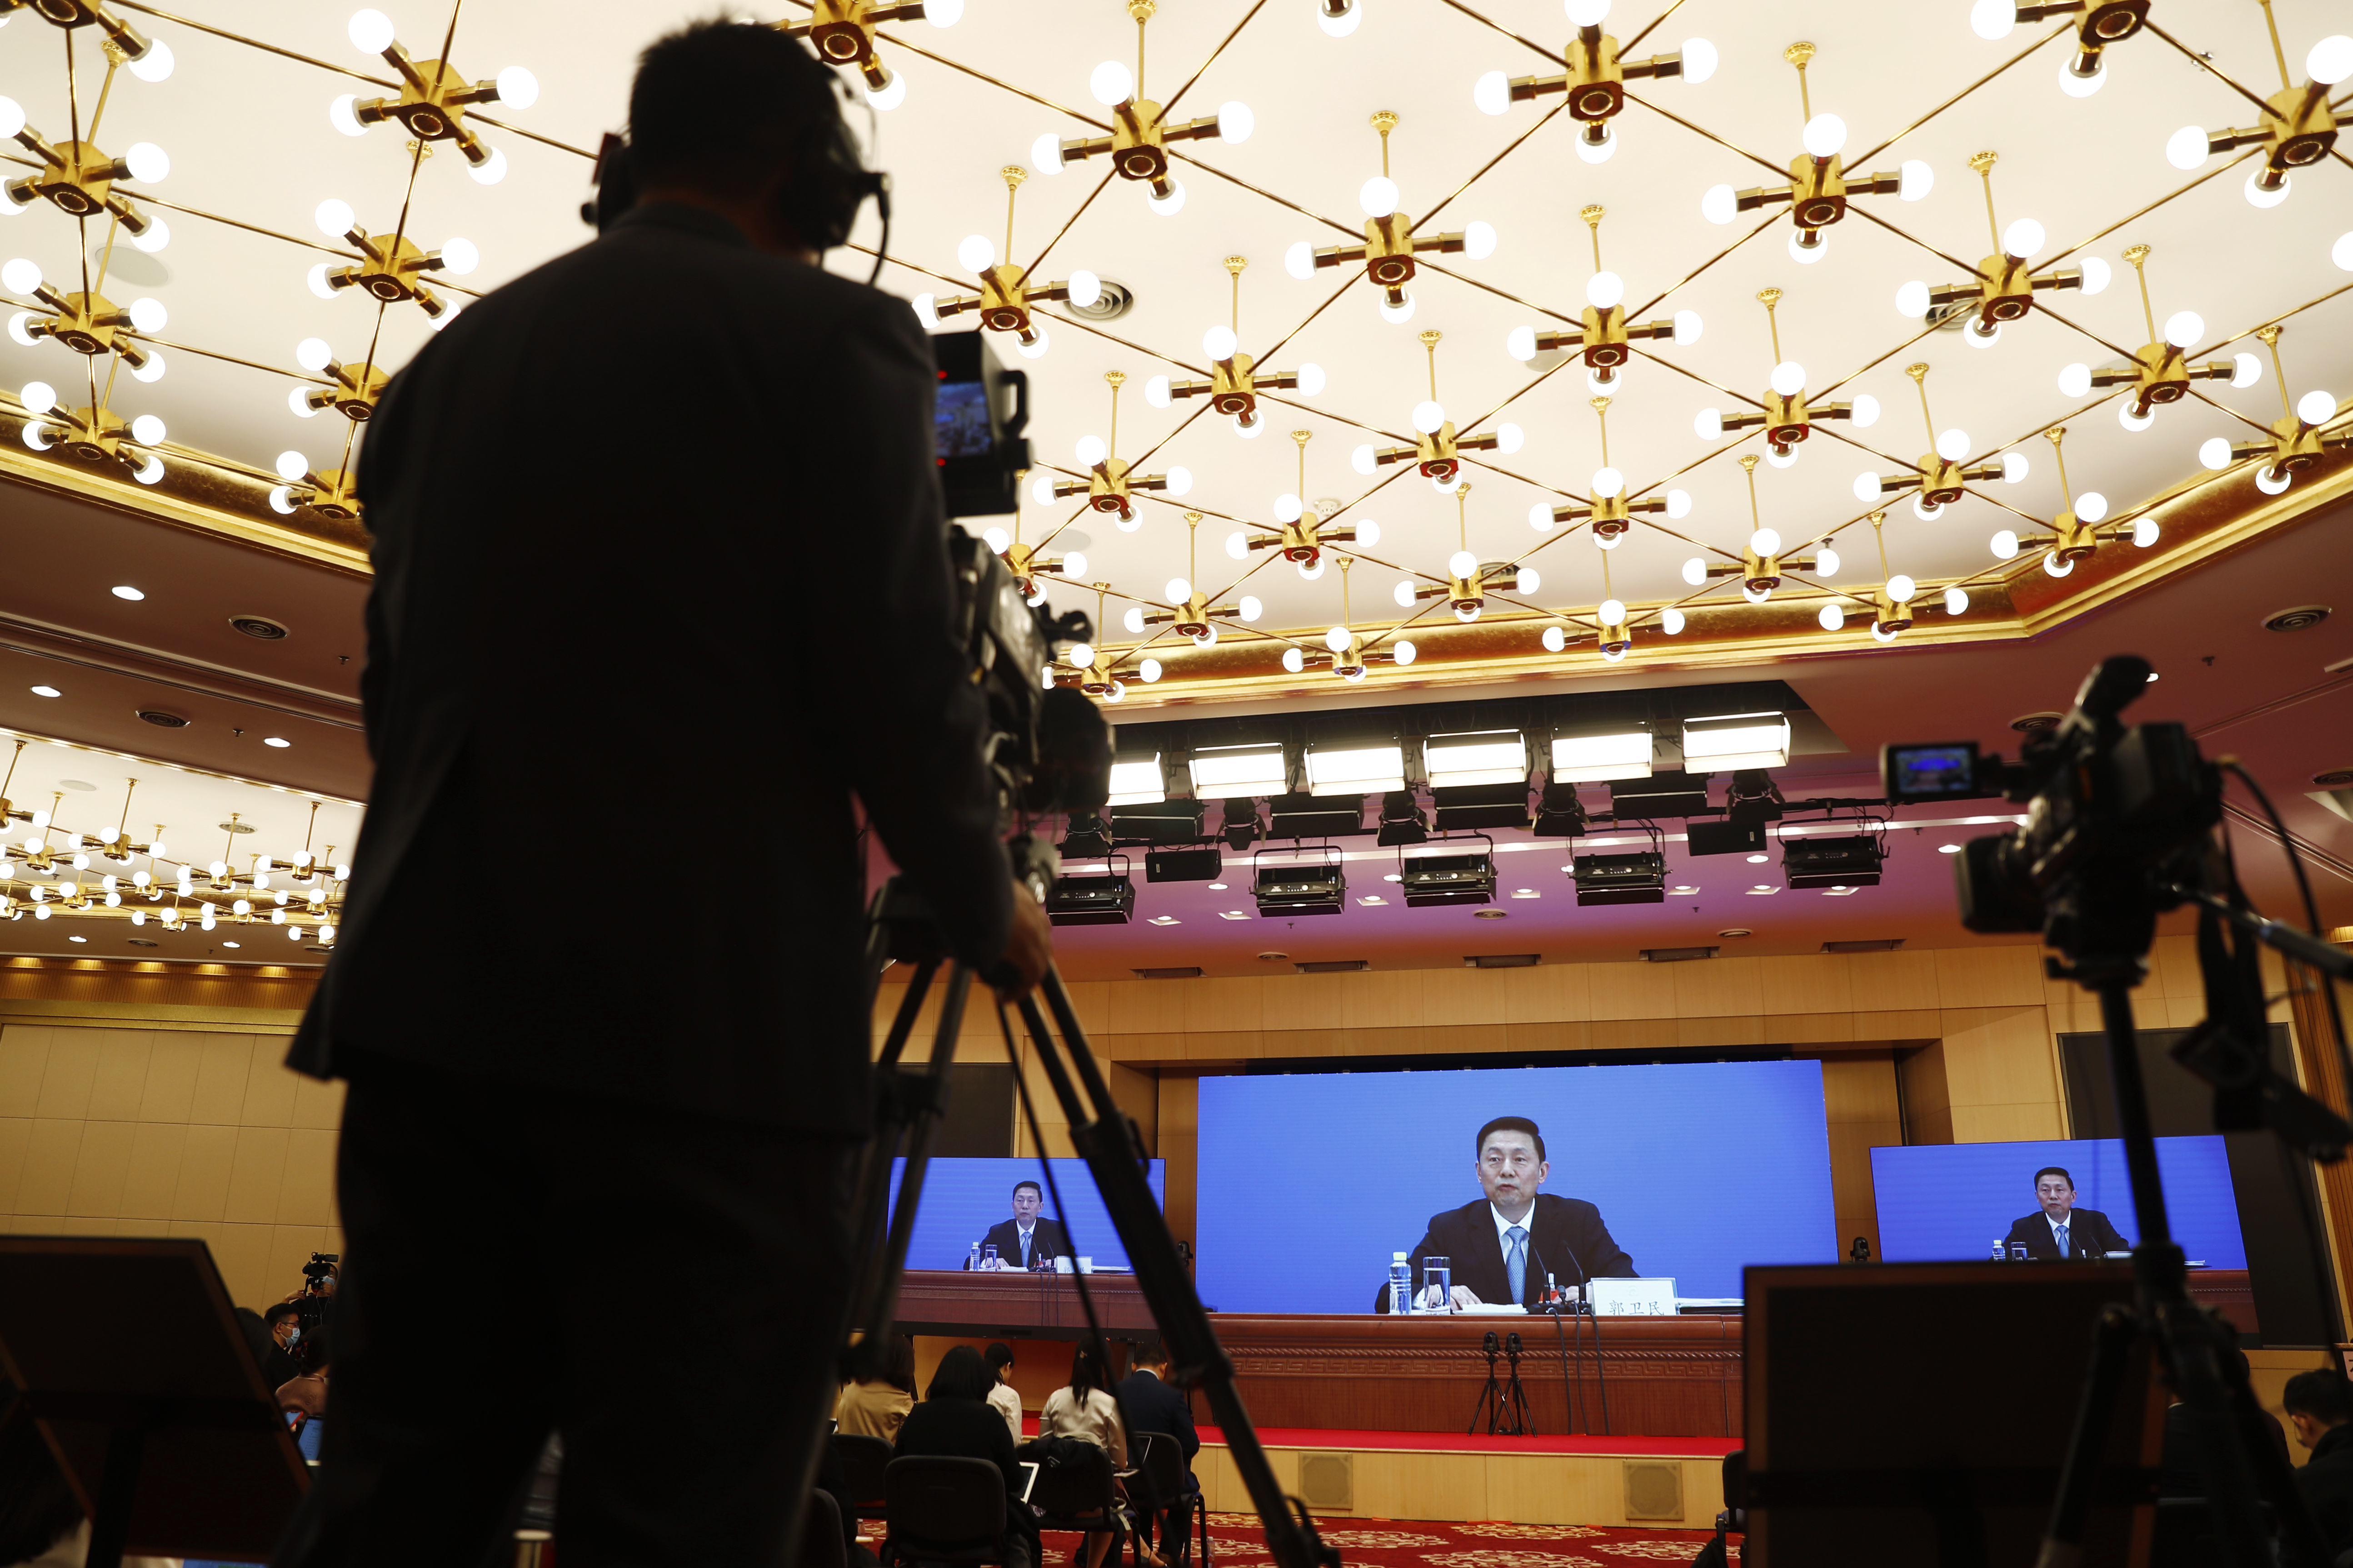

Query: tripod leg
[2034,1303,2138,1568]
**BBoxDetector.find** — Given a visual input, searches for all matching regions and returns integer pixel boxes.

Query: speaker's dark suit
[1373,1194,1637,1311]
[274,203,1013,1568]
[980,1217,1073,1268]
[2001,1207,2130,1259]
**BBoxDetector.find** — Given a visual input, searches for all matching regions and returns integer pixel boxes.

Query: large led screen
[1870,1136,2246,1266]
[1195,1061,1838,1312]
[889,1157,1165,1272]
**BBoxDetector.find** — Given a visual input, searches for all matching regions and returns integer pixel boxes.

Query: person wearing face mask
[1373,1116,1636,1312]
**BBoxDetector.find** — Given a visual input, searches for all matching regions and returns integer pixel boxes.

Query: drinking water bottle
[1389,1252,1411,1314]
[969,1242,982,1272]
[1991,1238,2007,1262]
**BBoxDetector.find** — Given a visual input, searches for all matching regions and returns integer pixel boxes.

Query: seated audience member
[985,1342,1023,1443]
[2284,1368,2353,1552]
[1117,1343,1197,1565]
[1039,1344,1127,1568]
[894,1345,1039,1568]
[836,1333,917,1443]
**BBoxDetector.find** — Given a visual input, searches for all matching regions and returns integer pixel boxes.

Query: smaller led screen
[1870,1136,2245,1266]
[934,380,995,459]
[888,1157,1166,1272]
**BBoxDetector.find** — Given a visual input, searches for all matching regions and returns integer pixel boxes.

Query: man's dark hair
[1013,1180,1043,1201]
[2034,1167,2075,1190]
[2285,1368,2353,1426]
[264,1301,302,1327]
[984,1342,1016,1373]
[1476,1116,1546,1164]
[1133,1341,1170,1370]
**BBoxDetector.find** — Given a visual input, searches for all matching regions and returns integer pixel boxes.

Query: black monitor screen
[1885,742,1978,800]
[935,379,994,459]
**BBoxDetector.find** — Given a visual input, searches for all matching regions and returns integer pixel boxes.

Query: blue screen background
[1194,1061,1838,1311]
[888,1157,1165,1271]
[1869,1136,2246,1265]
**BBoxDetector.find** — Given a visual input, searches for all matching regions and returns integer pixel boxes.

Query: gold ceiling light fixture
[265,452,361,523]
[1534,394,1691,546]
[1353,330,1523,493]
[1146,256,1326,435]
[2056,244,2257,429]
[1986,423,2148,574]
[779,0,964,113]
[1029,0,1253,218]
[1701,43,1933,265]
[1032,370,1193,527]
[1286,555,1413,680]
[0,35,174,240]
[2161,10,2349,207]
[1394,482,1536,624]
[1284,112,1496,324]
[16,376,167,484]
[2197,326,2350,494]
[1967,0,2151,96]
[1854,362,2027,520]
[1687,454,1829,604]
[1893,152,2106,345]
[327,8,540,186]
[285,343,390,424]
[1057,583,1129,702]
[1863,512,1917,643]
[1230,430,1374,580]
[1129,511,1262,647]
[980,476,1087,602]
[1695,289,1878,468]
[302,197,476,320]
[4,250,166,384]
[0,1,172,72]
[914,166,1101,360]
[1506,206,1702,395]
[1470,0,1717,162]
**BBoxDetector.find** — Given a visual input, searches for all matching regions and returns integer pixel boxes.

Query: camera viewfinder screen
[1890,743,1978,799]
[934,380,995,459]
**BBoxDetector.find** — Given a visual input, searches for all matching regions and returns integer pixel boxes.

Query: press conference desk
[895,1268,1158,1339]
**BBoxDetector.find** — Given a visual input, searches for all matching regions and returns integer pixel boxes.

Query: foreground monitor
[1196,1059,1838,1313]
[888,1156,1165,1272]
[1869,1136,2246,1267]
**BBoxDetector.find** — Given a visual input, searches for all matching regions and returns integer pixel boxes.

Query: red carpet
[1033,1513,1718,1566]
[1196,1426,1739,1459]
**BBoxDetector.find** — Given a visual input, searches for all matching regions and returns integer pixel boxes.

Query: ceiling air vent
[2313,767,2353,788]
[1641,946,1719,963]
[1132,966,1202,979]
[135,709,190,728]
[1294,959,1369,974]
[1823,939,1907,954]
[1067,277,1134,321]
[2010,711,2063,732]
[230,615,289,640]
[2263,604,2330,633]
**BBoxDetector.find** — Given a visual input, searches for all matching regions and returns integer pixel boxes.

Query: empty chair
[803,1488,849,1568]
[834,1432,896,1524]
[882,1454,1012,1568]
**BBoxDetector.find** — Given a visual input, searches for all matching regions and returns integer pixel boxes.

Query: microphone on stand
[1546,1237,1611,1436]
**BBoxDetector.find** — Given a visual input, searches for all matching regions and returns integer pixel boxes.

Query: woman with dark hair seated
[893,1346,1039,1568]
[837,1332,918,1443]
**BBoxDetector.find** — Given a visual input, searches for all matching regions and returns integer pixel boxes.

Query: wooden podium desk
[893,1268,1158,1340]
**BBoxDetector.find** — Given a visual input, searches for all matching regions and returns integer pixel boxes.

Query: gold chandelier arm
[1431,0,1565,70]
[1615,0,1690,56]
[2028,300,2161,369]
[1838,202,1989,286]
[1166,146,1360,240]
[865,24,1112,133]
[2183,385,2297,440]
[1846,22,2072,167]
[1619,92,1789,182]
[2141,20,2289,122]
[1014,168,1116,292]
[112,1,400,90]
[1409,257,1581,326]
[2038,149,2260,271]
[1156,0,1268,119]
[1626,214,1778,319]
[1409,100,1569,237]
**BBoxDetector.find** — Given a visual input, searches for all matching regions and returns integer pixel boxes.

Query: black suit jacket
[979,1217,1072,1268]
[2001,1208,2129,1260]
[1116,1369,1199,1463]
[286,204,1012,1131]
[1374,1194,1636,1312]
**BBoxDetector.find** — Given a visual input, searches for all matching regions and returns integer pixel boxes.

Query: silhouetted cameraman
[278,20,1048,1567]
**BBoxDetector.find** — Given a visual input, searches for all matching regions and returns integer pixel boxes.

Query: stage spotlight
[1060,814,1114,859]
[1253,850,1347,916]
[1107,753,1166,805]
[1531,783,1588,839]
[1189,742,1288,798]
[1571,851,1667,906]
[1549,724,1653,783]
[1146,847,1226,882]
[1046,867,1136,925]
[1399,840,1498,908]
[1783,834,1886,889]
[1376,789,1429,847]
[1268,793,1367,839]
[1607,770,1712,819]
[1683,712,1792,770]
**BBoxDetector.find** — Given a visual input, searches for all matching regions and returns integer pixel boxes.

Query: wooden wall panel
[1820,1055,1900,1260]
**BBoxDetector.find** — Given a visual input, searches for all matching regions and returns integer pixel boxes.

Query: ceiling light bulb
[1218,101,1255,144]
[121,141,169,184]
[1281,647,1304,674]
[1937,587,1967,617]
[2229,352,2262,389]
[1165,577,1192,604]
[2197,435,2233,470]
[1474,70,1510,115]
[1887,574,1916,603]
[130,414,165,445]
[1900,160,1934,200]
[1284,240,1316,280]
[349,8,395,52]
[1089,60,1134,106]
[1146,180,1186,216]
[1164,465,1193,496]
[1700,184,1737,225]
[5,312,32,347]
[1140,657,1163,683]
[1359,176,1399,218]
[1656,608,1685,635]
[1525,501,1558,533]
[1584,270,1624,310]
[438,237,479,276]
[1065,270,1104,309]
[1449,549,1479,580]
[1239,594,1264,622]
[1970,0,2017,39]
[314,198,357,240]
[2243,169,2289,208]
[1801,114,1848,160]
[2073,491,2109,524]
[124,38,176,82]
[329,93,366,137]
[1768,360,1806,397]
[1017,328,1052,360]
[1936,429,1970,461]
[2165,125,2209,170]
[1591,465,1624,498]
[983,527,1011,555]
[1681,36,1719,82]
[0,256,40,296]
[1788,229,1828,264]
[1991,529,2019,559]
[122,297,165,335]
[1765,444,1798,469]
[1894,280,1930,318]
[1028,133,1069,180]
[130,349,166,384]
[2133,518,2159,547]
[1075,434,1107,467]
[307,262,340,301]
[490,64,540,108]
[1274,493,1304,523]
[1749,528,1782,558]
[1666,310,1703,350]
[2307,35,2353,85]
[1818,602,1845,630]
[1059,550,1088,579]
[1542,625,1566,653]
[1566,0,1610,22]
[1393,579,1419,608]
[1484,421,1520,456]
[1202,324,1238,361]
[1694,407,1723,440]
[2297,390,2336,426]
[1681,556,1707,586]
[2002,218,2044,259]
[1324,625,1352,654]
[1574,125,1616,164]
[2056,362,2092,398]
[2118,399,2155,432]
[1069,643,1095,669]
[275,450,309,481]
[2058,58,2106,96]
[1412,399,1446,434]
[468,147,508,186]
[1294,361,1328,398]
[2256,464,2292,494]
[1597,596,1624,625]
[1815,545,1841,576]
[1464,220,1497,260]
[957,234,995,273]
[2043,550,2074,577]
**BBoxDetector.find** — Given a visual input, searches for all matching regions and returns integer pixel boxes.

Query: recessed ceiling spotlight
[262,737,291,748]
[110,585,145,601]
[1218,910,1249,920]
[1357,895,1387,907]
[1718,928,1753,939]
[1938,843,1963,854]
[1473,909,1509,919]
[1670,884,1701,894]
[1256,951,1288,963]
[127,937,158,948]
[67,934,86,943]
[1206,882,1228,890]
[1745,853,1768,864]
[222,940,241,948]
[1383,873,1402,883]
[30,685,60,698]
[1147,915,1179,926]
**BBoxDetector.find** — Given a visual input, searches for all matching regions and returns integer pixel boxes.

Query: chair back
[1134,1432,1186,1509]
[1029,1438,1116,1521]
[802,1487,849,1568]
[884,1455,1008,1550]
[834,1432,895,1511]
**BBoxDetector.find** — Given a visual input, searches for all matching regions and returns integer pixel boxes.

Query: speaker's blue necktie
[2055,1223,2070,1258]
[1506,1225,1528,1304]
[1021,1230,1032,1267]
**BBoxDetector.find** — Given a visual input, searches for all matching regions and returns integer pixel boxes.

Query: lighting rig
[1701,44,1933,265]
[1967,0,2152,97]
[980,485,1087,602]
[1284,112,1497,325]
[1353,331,1524,492]
[1031,371,1193,528]
[303,197,477,320]
[328,8,540,186]
[1988,425,2153,575]
[1853,363,2028,520]
[1532,395,1690,546]
[266,450,362,522]
[1230,431,1378,579]
[1126,514,1264,647]
[915,166,1104,360]
[1281,557,1414,681]
[287,339,390,423]
[1894,152,2106,346]
[2161,22,2350,208]
[1539,532,1635,661]
[0,38,173,240]
[1687,455,1832,604]
[1505,206,1702,394]
[1470,0,1718,164]
[2057,246,2258,429]
[17,377,165,483]
[1394,484,1537,625]
[3,255,167,385]
[779,0,963,111]
[2196,327,2350,494]
[1147,258,1326,435]
[1029,0,1254,218]
[1694,290,1880,466]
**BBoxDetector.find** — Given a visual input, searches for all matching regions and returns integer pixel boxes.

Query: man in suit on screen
[2002,1166,2131,1259]
[980,1180,1073,1268]
[1373,1116,1636,1311]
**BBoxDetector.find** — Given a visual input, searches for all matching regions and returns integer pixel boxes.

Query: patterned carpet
[1034,1513,1719,1568]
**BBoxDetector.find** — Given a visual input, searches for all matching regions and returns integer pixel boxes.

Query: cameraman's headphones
[584,69,891,285]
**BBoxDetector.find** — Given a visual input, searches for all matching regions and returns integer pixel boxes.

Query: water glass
[1424,1255,1451,1309]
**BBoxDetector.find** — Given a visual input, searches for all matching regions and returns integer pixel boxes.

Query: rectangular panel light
[1424,731,1527,788]
[1550,730,1654,783]
[1681,712,1792,771]
[1189,743,1287,797]
[1305,744,1406,797]
[1107,755,1165,806]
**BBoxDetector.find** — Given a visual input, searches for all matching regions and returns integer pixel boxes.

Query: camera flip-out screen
[1881,741,1984,804]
